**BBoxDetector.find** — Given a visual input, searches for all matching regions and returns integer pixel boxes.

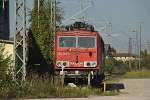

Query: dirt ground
[36,79,150,100]
[120,79,150,97]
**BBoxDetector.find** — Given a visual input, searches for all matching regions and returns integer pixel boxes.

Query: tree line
[104,49,150,75]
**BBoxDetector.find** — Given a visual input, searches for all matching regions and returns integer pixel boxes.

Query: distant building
[113,53,136,62]
[0,0,10,40]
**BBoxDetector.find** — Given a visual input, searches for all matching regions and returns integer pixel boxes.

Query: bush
[141,50,150,70]
[130,60,139,70]
[0,44,13,98]
[105,57,128,75]
[0,44,12,80]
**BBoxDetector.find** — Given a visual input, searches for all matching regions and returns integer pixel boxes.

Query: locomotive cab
[54,22,105,85]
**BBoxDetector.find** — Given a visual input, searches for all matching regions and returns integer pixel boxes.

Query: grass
[0,76,104,99]
[102,91,119,96]
[122,70,150,79]
[61,87,100,98]
[0,73,121,99]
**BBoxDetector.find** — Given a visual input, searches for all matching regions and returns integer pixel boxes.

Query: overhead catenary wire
[62,0,94,25]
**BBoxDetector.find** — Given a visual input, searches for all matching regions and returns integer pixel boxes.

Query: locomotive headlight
[91,62,97,67]
[56,61,69,67]
[56,61,62,67]
[84,61,97,67]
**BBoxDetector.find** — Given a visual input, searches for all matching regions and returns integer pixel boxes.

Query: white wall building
[113,53,136,62]
[0,39,13,59]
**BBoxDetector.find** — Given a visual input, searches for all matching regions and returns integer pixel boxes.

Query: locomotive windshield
[59,36,96,48]
[78,37,95,48]
[59,37,76,47]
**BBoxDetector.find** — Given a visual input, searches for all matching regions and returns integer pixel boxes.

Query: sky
[9,0,150,53]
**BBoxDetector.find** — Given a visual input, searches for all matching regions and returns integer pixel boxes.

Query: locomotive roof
[59,21,96,32]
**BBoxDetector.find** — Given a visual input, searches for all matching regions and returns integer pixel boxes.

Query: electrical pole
[136,30,138,59]
[129,38,132,55]
[128,37,132,70]
[38,0,40,28]
[14,0,27,83]
[106,22,112,36]
[132,29,139,70]
[50,0,56,33]
[139,24,142,70]
[49,0,56,65]
[132,30,139,58]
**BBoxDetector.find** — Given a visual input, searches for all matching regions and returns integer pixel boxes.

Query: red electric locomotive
[54,22,105,85]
